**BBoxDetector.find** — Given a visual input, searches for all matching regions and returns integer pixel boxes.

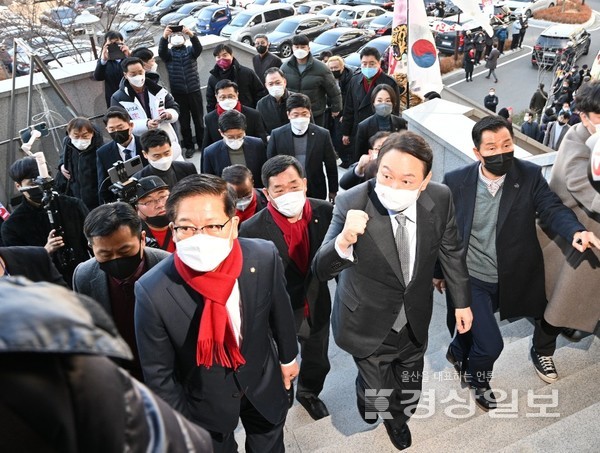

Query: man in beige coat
[538,80,600,362]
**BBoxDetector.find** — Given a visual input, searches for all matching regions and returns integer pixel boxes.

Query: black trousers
[354,323,427,427]
[209,395,285,453]
[533,317,563,356]
[173,90,204,150]
[511,34,520,50]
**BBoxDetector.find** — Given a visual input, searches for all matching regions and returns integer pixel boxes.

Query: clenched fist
[338,209,369,253]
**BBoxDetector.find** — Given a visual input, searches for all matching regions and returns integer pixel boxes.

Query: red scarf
[236,191,258,223]
[173,240,246,370]
[362,68,382,93]
[216,101,242,116]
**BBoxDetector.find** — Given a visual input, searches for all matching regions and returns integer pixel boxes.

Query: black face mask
[482,151,514,177]
[24,186,44,204]
[146,214,170,228]
[256,45,267,55]
[332,70,342,79]
[110,129,131,145]
[98,247,143,280]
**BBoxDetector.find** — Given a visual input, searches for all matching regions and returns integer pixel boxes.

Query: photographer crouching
[0,157,90,286]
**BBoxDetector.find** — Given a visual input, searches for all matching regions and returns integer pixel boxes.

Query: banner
[389,0,443,100]
[452,0,494,37]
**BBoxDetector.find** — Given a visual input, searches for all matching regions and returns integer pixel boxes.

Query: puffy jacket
[281,53,342,117]
[206,58,266,112]
[58,127,104,210]
[93,59,124,107]
[158,35,203,95]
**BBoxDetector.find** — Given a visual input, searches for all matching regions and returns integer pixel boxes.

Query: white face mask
[268,85,285,99]
[224,137,244,150]
[150,62,158,73]
[293,48,309,60]
[236,194,253,211]
[149,154,173,171]
[374,181,424,212]
[272,189,306,217]
[170,35,185,47]
[128,74,145,88]
[176,229,233,272]
[71,138,91,150]
[219,99,238,111]
[290,117,310,135]
[488,91,495,97]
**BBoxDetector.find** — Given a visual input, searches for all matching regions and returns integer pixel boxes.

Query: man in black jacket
[159,25,204,159]
[93,31,131,107]
[257,68,293,135]
[206,44,266,112]
[253,34,282,84]
[0,246,66,286]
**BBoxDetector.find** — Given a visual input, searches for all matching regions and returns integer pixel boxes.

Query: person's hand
[60,164,71,180]
[101,42,110,61]
[455,307,473,334]
[147,119,160,129]
[342,135,350,146]
[121,43,130,57]
[328,192,337,204]
[281,361,299,390]
[163,26,173,39]
[183,26,193,37]
[572,231,600,252]
[159,111,172,122]
[45,229,64,254]
[433,278,445,294]
[355,154,370,176]
[338,209,369,252]
[331,111,340,118]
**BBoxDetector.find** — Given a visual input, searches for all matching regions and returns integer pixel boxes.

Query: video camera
[108,156,144,205]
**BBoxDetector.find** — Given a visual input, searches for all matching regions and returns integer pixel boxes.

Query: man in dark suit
[313,131,473,450]
[202,110,267,189]
[202,79,267,151]
[0,246,66,286]
[339,131,390,191]
[135,174,298,452]
[97,107,148,203]
[542,111,571,151]
[240,156,333,421]
[133,130,197,189]
[222,164,267,224]
[267,93,338,202]
[436,116,599,411]
[73,202,169,381]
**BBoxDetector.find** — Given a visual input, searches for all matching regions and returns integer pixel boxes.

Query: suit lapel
[305,126,317,166]
[238,253,259,353]
[90,271,110,314]
[263,213,295,270]
[458,164,479,244]
[412,191,436,287]
[497,164,521,235]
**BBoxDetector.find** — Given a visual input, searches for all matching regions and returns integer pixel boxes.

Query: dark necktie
[124,148,132,160]
[392,213,409,332]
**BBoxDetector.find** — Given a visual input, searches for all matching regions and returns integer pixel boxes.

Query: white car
[505,0,555,18]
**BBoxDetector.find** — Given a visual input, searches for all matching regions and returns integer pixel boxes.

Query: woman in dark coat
[464,46,475,82]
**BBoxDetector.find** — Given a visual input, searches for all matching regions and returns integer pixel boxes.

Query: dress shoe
[296,394,329,420]
[184,147,195,159]
[446,347,469,386]
[472,385,497,411]
[561,328,589,342]
[485,76,490,79]
[355,377,378,424]
[383,421,412,450]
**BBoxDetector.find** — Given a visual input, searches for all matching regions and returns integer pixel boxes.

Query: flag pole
[405,3,410,110]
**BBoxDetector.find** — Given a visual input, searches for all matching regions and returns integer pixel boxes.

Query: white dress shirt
[117,138,138,161]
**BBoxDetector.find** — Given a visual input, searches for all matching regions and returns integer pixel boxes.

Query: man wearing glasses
[135,176,174,252]
[135,174,299,452]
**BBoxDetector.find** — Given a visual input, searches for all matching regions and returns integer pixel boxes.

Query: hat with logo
[136,176,168,200]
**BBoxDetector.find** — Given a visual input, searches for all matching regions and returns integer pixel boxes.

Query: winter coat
[529,88,548,114]
[252,51,282,84]
[485,48,500,69]
[158,35,203,95]
[93,59,124,107]
[206,58,266,112]
[281,53,342,117]
[484,94,498,112]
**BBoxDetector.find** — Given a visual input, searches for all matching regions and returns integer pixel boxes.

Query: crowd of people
[1,23,599,452]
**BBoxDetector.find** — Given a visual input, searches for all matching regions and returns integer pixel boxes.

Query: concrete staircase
[235,281,600,452]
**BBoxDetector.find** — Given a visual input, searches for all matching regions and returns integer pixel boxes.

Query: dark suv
[531,24,591,68]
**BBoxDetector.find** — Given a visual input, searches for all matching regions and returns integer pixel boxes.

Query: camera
[108,156,144,204]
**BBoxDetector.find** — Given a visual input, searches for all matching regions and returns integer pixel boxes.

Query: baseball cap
[136,176,168,200]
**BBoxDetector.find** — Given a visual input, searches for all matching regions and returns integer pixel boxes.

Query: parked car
[318,5,354,25]
[118,0,144,15]
[220,4,295,45]
[159,1,212,25]
[146,0,195,23]
[432,19,482,54]
[505,0,554,18]
[344,34,390,69]
[531,24,591,68]
[337,5,386,29]
[354,0,394,11]
[365,11,392,36]
[245,0,285,9]
[124,0,156,16]
[267,14,334,57]
[309,27,372,59]
[424,0,461,17]
[40,7,78,29]
[195,5,233,35]
[296,1,329,14]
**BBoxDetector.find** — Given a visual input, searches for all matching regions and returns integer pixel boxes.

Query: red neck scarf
[216,101,243,116]
[173,240,246,370]
[267,200,312,275]
[236,191,258,223]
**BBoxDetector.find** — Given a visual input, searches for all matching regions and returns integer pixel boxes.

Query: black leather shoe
[296,394,329,420]
[562,328,589,342]
[184,148,195,159]
[446,347,469,386]
[355,377,378,424]
[383,421,412,450]
[472,385,497,411]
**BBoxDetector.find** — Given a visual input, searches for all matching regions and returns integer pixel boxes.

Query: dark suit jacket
[354,114,407,161]
[202,137,267,188]
[267,124,338,200]
[543,121,570,150]
[441,159,584,320]
[313,180,471,358]
[239,199,333,325]
[0,246,66,287]
[132,161,197,188]
[201,106,267,152]
[96,136,148,202]
[134,238,298,434]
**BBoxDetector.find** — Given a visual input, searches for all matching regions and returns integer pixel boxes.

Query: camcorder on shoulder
[108,156,144,205]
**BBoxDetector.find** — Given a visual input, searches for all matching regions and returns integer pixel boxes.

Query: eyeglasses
[173,218,232,237]
[217,94,237,101]
[137,194,169,208]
